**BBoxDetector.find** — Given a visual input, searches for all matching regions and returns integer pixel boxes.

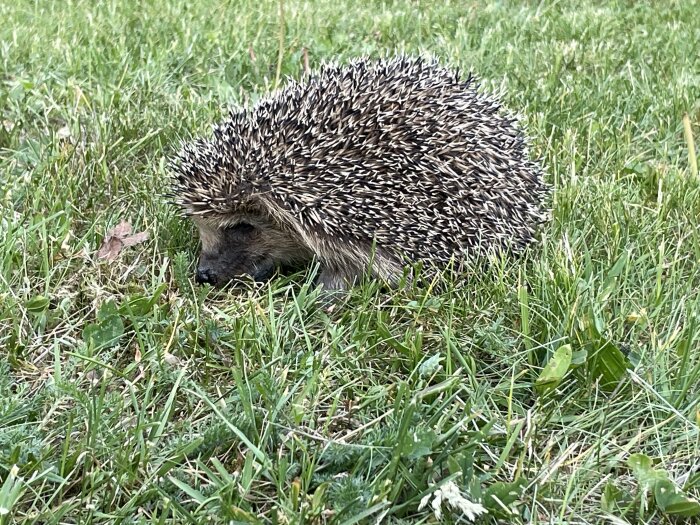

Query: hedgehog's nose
[195,267,217,286]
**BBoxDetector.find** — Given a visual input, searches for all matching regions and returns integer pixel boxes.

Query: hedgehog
[171,56,548,292]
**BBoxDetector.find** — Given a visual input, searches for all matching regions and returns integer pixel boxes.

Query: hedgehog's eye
[229,222,255,235]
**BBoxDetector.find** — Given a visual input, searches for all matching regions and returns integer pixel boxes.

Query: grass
[1,0,699,523]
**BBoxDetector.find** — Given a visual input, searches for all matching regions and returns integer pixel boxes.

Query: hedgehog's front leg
[316,265,354,292]
[316,253,402,293]
[312,265,356,309]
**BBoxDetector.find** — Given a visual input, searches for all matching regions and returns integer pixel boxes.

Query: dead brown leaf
[97,220,149,261]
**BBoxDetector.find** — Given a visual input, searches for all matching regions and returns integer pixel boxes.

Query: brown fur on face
[192,216,314,287]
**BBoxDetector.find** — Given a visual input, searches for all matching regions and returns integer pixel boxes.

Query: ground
[1,0,699,523]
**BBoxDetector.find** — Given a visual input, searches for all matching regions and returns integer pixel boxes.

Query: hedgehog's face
[194,220,275,286]
[192,217,310,287]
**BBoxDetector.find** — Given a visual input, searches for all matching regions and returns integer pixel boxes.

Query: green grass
[1,0,699,523]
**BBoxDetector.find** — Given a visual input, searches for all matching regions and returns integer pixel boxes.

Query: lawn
[1,0,699,523]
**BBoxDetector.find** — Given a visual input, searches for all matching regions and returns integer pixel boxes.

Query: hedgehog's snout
[195,254,274,287]
[195,265,218,286]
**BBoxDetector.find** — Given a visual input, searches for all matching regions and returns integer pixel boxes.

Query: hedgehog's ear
[227,197,267,222]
